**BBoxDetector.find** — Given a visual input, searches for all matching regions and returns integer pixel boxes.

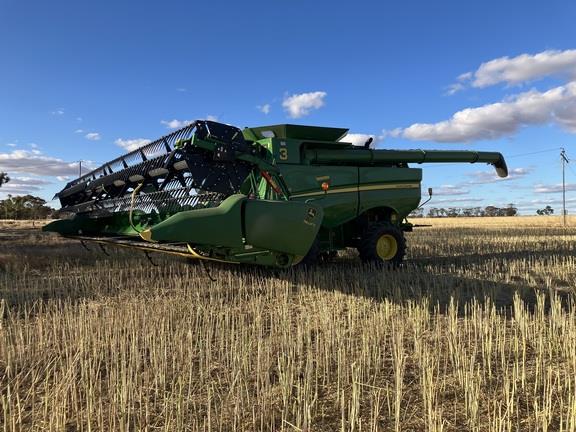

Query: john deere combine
[44,120,508,267]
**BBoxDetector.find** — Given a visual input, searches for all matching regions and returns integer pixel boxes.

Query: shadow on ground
[1,229,573,316]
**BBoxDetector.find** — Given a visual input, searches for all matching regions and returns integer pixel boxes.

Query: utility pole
[561,148,569,227]
[78,160,82,177]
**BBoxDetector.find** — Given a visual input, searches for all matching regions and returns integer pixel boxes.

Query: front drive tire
[358,223,406,266]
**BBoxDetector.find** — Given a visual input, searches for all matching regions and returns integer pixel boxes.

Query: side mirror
[417,187,433,210]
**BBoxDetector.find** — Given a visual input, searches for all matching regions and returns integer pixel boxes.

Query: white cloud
[340,133,376,147]
[282,91,327,118]
[257,104,271,115]
[176,88,187,92]
[531,197,576,204]
[466,167,531,184]
[445,83,465,96]
[432,185,470,196]
[0,149,80,177]
[74,129,84,134]
[114,138,152,152]
[534,183,576,193]
[469,49,576,89]
[431,197,484,204]
[458,72,473,82]
[6,143,17,148]
[85,132,101,141]
[51,109,65,116]
[161,119,194,129]
[398,83,576,142]
[379,128,402,140]
[206,115,218,122]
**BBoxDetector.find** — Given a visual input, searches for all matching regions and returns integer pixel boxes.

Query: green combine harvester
[44,120,508,267]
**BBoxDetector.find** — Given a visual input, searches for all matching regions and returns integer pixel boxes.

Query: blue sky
[1,0,576,214]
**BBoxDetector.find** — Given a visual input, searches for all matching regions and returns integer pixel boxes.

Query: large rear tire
[358,223,406,266]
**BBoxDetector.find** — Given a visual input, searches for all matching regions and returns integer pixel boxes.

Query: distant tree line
[410,204,560,217]
[410,204,518,218]
[0,195,55,220]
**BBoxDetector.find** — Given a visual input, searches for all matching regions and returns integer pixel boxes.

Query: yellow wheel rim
[376,234,398,260]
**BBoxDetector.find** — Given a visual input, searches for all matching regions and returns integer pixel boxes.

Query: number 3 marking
[279,148,288,160]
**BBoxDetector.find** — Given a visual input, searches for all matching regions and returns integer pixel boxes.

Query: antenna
[561,148,569,227]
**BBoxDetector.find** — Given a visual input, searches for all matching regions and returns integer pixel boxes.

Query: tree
[0,172,9,188]
[0,195,54,220]
[505,204,518,217]
[409,208,424,218]
[484,206,498,217]
[536,205,554,216]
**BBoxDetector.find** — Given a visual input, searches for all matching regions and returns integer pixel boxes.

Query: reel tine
[98,243,110,256]
[80,240,91,252]
[144,251,158,267]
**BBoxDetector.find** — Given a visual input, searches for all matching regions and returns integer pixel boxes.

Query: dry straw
[1,217,576,431]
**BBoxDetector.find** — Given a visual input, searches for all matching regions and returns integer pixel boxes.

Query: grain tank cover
[245,124,349,142]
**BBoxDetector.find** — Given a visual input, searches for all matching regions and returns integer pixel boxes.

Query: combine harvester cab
[45,120,508,268]
[44,121,324,267]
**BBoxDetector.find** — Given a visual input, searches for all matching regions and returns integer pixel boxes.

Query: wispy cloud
[51,108,65,116]
[85,132,101,141]
[432,185,470,195]
[466,167,531,184]
[114,138,152,152]
[431,197,484,204]
[534,183,576,193]
[0,176,51,195]
[257,104,271,115]
[160,119,194,129]
[282,91,327,118]
[445,82,465,96]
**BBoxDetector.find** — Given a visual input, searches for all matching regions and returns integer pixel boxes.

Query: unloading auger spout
[303,148,508,178]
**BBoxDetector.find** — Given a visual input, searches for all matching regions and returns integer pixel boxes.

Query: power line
[0,161,103,171]
[507,147,563,158]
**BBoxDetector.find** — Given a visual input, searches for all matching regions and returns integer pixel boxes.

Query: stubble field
[1,217,576,431]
